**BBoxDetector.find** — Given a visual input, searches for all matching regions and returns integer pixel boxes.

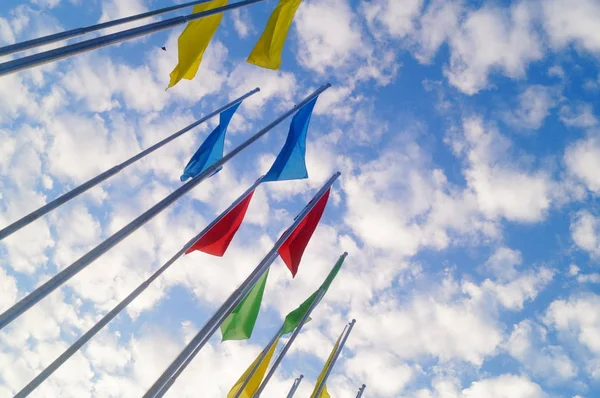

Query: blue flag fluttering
[262,96,318,182]
[180,102,241,182]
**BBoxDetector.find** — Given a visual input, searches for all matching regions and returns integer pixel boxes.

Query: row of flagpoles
[0,0,369,396]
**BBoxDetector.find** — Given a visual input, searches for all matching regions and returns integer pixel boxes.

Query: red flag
[278,188,330,277]
[186,190,255,257]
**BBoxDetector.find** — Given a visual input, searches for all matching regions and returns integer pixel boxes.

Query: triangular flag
[278,188,330,276]
[168,0,228,88]
[221,268,269,341]
[247,0,303,70]
[227,337,279,398]
[310,333,343,398]
[263,97,317,182]
[282,255,345,334]
[180,102,240,182]
[185,189,254,256]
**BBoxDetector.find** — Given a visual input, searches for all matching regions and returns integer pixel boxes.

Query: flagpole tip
[253,87,260,93]
[342,251,348,257]
[350,319,357,324]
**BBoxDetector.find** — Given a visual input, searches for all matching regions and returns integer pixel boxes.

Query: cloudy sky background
[1,0,600,397]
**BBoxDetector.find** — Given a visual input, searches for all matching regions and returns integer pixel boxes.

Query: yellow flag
[310,334,343,398]
[227,339,279,398]
[247,0,303,70]
[168,0,228,88]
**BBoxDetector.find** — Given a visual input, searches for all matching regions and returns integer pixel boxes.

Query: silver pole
[0,88,259,241]
[143,171,341,398]
[356,384,367,398]
[232,325,283,398]
[0,0,216,57]
[0,84,331,332]
[253,288,327,397]
[312,320,357,398]
[286,375,304,398]
[0,0,265,77]
[13,178,262,398]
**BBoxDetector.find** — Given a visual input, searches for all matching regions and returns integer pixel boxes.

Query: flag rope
[0,88,259,242]
[143,171,340,398]
[13,178,262,398]
[0,0,216,57]
[0,0,266,77]
[0,83,331,332]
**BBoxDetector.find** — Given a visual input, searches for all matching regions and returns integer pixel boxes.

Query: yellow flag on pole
[247,0,302,70]
[310,333,343,398]
[227,338,279,398]
[168,0,228,88]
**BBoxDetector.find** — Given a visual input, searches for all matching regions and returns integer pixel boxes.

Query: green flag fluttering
[221,268,270,341]
[282,254,345,334]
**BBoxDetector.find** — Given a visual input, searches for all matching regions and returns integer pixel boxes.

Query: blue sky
[1,0,600,397]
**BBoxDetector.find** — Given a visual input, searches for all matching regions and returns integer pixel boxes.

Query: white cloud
[570,210,600,258]
[30,0,61,8]
[484,247,522,281]
[465,248,554,311]
[413,0,462,62]
[506,85,561,130]
[444,2,543,94]
[345,351,413,396]
[454,117,552,222]
[565,136,600,194]
[414,373,547,398]
[363,0,424,39]
[548,65,565,79]
[506,320,578,381]
[545,294,600,377]
[295,0,366,74]
[0,268,18,313]
[577,273,600,284]
[559,103,598,128]
[231,8,253,38]
[478,268,555,310]
[352,278,503,366]
[98,0,151,33]
[543,0,600,55]
[461,374,547,398]
[226,63,297,116]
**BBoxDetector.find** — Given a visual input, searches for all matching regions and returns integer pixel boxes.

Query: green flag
[282,255,345,335]
[221,269,270,341]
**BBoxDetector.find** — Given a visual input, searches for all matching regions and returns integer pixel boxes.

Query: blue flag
[180,102,241,182]
[262,97,318,182]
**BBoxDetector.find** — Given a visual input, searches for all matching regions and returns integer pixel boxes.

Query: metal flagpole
[312,319,357,398]
[0,83,331,332]
[253,288,327,397]
[13,178,262,398]
[0,0,216,57]
[286,375,304,398]
[232,325,283,398]
[0,0,265,77]
[356,384,367,398]
[0,88,259,242]
[143,171,341,398]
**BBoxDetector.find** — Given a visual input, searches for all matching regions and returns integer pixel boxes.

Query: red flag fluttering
[278,188,330,277]
[186,190,255,257]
